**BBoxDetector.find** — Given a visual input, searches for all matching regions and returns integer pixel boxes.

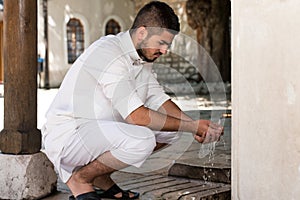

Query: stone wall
[232,0,300,199]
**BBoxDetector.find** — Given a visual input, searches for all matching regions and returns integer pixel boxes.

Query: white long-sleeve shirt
[42,31,170,167]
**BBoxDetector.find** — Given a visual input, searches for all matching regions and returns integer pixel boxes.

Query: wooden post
[0,0,41,154]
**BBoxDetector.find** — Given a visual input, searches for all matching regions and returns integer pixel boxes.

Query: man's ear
[136,26,148,42]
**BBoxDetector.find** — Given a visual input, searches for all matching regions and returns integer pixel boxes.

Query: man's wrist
[180,120,197,133]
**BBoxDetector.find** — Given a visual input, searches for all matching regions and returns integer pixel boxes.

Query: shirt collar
[119,31,145,66]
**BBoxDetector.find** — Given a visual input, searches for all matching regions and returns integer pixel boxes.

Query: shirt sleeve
[144,70,170,111]
[79,37,145,120]
[99,60,144,119]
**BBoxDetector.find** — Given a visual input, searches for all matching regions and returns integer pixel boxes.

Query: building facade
[37,0,202,88]
[37,0,136,87]
[1,0,228,91]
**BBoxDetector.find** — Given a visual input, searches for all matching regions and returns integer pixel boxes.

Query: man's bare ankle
[67,174,94,197]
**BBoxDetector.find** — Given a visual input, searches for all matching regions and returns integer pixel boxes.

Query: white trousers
[43,119,180,183]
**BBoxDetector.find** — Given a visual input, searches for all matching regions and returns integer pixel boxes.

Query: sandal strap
[106,184,123,196]
[121,190,129,198]
[75,191,101,200]
[101,184,138,199]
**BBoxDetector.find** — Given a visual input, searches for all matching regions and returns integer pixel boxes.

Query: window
[67,18,84,64]
[105,19,121,35]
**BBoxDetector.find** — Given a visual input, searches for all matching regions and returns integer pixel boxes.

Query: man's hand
[194,120,224,143]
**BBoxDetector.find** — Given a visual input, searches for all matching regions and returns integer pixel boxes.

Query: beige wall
[38,0,135,87]
[232,0,300,199]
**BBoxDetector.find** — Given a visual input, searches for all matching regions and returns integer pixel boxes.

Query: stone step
[168,160,231,184]
[168,136,231,184]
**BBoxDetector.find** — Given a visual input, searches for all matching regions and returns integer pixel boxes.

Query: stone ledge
[0,152,57,200]
[168,160,231,184]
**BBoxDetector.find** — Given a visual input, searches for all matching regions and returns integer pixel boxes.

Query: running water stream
[198,114,231,183]
[198,116,226,159]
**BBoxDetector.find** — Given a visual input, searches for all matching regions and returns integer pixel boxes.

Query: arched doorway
[105,19,121,35]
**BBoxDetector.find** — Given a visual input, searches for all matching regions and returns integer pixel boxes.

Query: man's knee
[132,137,156,164]
[112,134,156,166]
[134,136,156,155]
[124,126,156,156]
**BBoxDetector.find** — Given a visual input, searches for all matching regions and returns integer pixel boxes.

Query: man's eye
[159,41,171,48]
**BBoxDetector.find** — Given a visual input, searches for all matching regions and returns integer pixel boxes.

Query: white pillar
[232,0,300,199]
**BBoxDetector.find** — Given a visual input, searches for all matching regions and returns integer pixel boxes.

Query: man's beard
[137,49,157,62]
[137,42,162,63]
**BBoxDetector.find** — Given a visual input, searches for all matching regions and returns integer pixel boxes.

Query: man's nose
[159,43,170,55]
[159,48,168,55]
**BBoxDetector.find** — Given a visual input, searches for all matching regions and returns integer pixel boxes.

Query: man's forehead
[151,30,175,42]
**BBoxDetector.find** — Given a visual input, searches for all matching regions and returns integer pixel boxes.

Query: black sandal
[71,191,101,200]
[98,184,139,199]
[69,189,105,200]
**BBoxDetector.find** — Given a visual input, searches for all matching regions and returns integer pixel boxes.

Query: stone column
[0,1,57,199]
[232,0,300,199]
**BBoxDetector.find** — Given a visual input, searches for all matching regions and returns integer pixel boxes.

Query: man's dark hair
[130,1,180,34]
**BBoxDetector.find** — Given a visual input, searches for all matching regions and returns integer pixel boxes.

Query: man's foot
[73,191,101,200]
[98,184,139,199]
